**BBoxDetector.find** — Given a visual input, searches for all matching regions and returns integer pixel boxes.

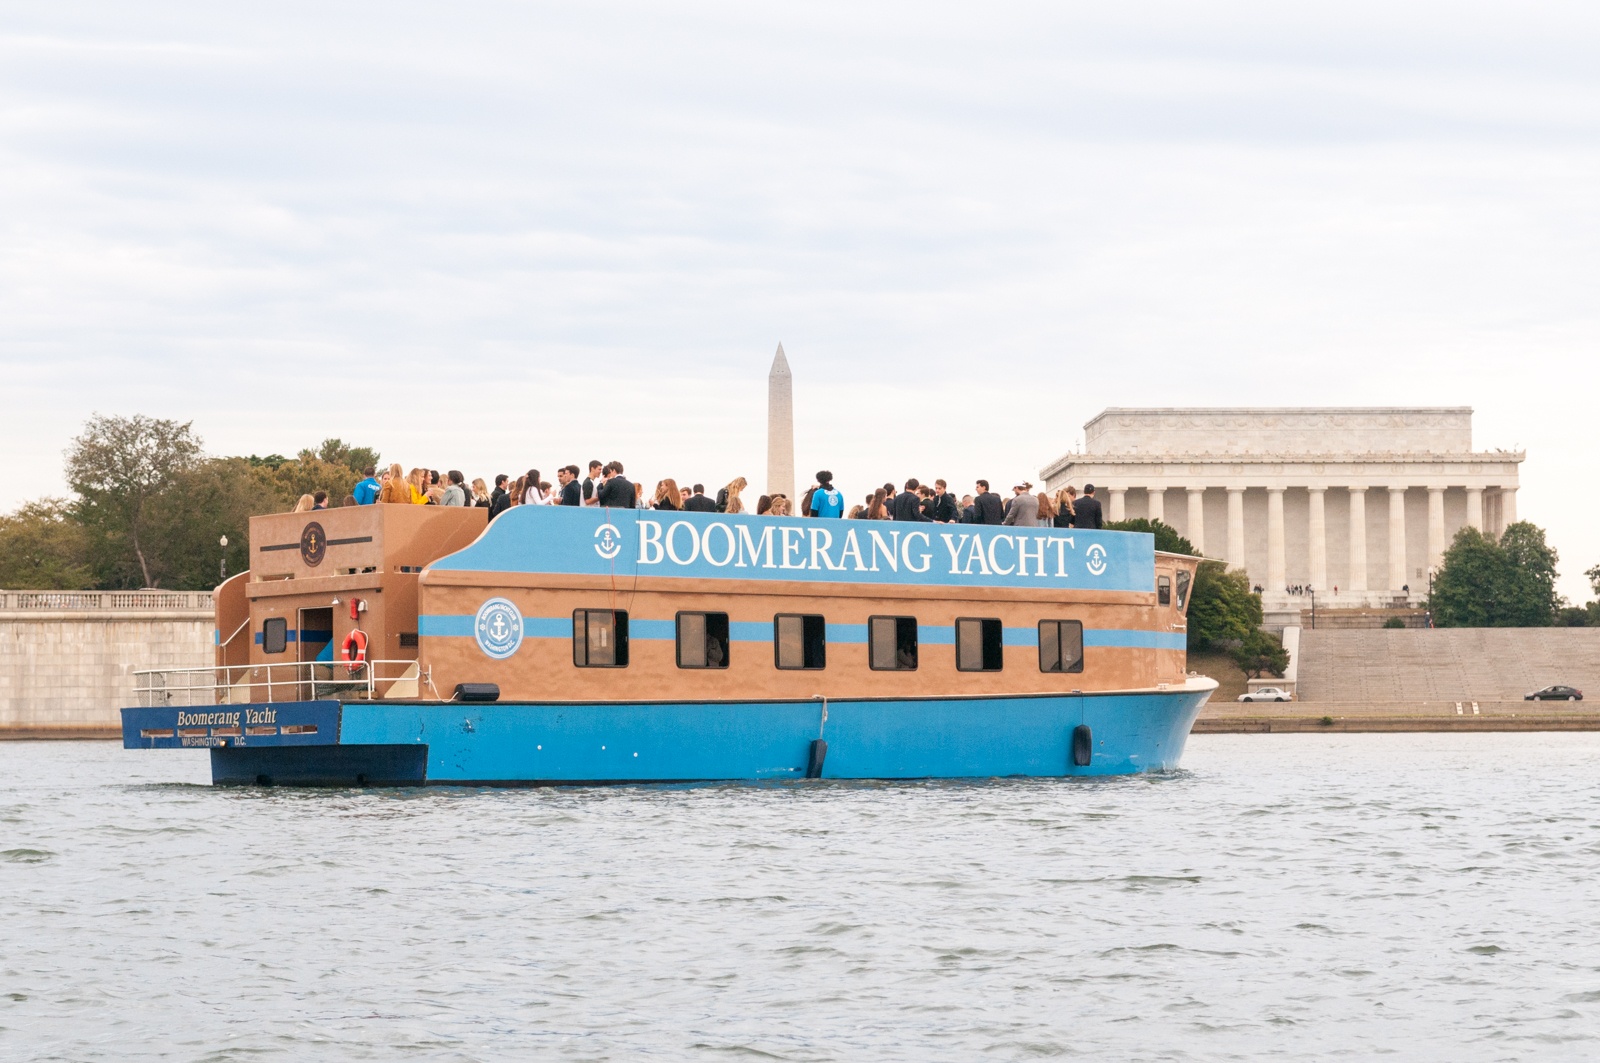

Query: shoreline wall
[0,591,213,736]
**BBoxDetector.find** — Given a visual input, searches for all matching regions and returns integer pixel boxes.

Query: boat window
[955,617,1004,672]
[677,612,730,669]
[572,609,629,667]
[1038,620,1084,674]
[1158,575,1172,606]
[1175,569,1192,613]
[869,616,918,671]
[262,617,288,655]
[774,614,826,670]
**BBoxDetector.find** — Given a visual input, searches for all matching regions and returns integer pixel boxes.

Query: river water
[2,733,1598,1061]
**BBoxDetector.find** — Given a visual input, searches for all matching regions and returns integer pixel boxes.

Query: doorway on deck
[297,607,334,699]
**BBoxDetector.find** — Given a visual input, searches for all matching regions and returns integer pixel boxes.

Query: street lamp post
[1308,587,1316,630]
[220,535,229,583]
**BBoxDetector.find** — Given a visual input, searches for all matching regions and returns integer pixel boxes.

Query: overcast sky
[2,2,1597,599]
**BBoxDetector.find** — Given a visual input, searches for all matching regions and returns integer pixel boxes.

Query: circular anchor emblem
[474,597,524,660]
[300,521,326,567]
[593,522,623,560]
[1084,543,1109,577]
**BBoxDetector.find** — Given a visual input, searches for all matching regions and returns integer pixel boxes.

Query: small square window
[262,617,287,655]
[677,612,729,669]
[1038,619,1084,674]
[573,609,629,667]
[1158,575,1172,606]
[1175,570,1192,613]
[955,617,1004,672]
[775,614,826,670]
[869,616,918,671]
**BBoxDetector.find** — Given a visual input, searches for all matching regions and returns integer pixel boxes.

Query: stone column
[1147,488,1164,524]
[1109,488,1126,523]
[1307,487,1327,591]
[1226,488,1246,570]
[1348,487,1367,592]
[1388,487,1408,593]
[1465,487,1483,531]
[1500,487,1517,527]
[1186,488,1205,555]
[1267,488,1286,592]
[1427,487,1446,574]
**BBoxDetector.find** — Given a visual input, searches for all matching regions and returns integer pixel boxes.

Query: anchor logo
[473,597,524,660]
[300,521,326,567]
[593,522,622,561]
[1084,543,1108,577]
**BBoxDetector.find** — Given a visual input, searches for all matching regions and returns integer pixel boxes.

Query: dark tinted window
[775,614,826,670]
[1038,619,1084,674]
[573,609,629,667]
[677,612,729,669]
[262,617,287,655]
[956,618,1004,672]
[869,616,918,671]
[1158,575,1172,606]
[1175,569,1192,613]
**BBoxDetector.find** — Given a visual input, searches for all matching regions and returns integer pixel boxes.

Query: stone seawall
[0,591,213,738]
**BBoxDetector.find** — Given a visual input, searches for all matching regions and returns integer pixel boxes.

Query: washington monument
[767,343,795,503]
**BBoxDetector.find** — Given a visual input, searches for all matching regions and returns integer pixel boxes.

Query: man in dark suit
[928,478,959,523]
[488,474,511,519]
[1073,483,1104,528]
[596,461,635,508]
[556,465,582,506]
[891,478,932,522]
[581,460,603,506]
[972,480,1005,525]
[684,484,718,512]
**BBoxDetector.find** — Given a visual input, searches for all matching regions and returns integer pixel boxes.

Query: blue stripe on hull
[336,689,1210,783]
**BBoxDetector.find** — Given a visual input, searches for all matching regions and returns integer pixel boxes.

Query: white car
[1238,687,1292,703]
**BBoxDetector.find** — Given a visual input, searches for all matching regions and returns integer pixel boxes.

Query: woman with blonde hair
[769,495,791,517]
[723,476,748,514]
[1054,487,1076,529]
[406,468,429,504]
[377,463,409,504]
[652,479,683,511]
[292,494,315,512]
[470,478,491,508]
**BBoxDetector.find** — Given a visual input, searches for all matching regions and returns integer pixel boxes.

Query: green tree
[1105,518,1197,557]
[1431,522,1562,628]
[1232,628,1289,678]
[66,414,203,588]
[141,458,288,590]
[312,438,381,473]
[1186,562,1262,651]
[0,499,93,589]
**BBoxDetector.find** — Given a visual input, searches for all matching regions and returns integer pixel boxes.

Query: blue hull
[123,686,1212,785]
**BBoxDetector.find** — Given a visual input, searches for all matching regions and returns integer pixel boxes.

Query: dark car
[1525,685,1583,701]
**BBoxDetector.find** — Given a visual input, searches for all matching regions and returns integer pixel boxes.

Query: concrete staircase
[1296,629,1600,703]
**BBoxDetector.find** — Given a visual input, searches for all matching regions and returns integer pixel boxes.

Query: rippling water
[3,734,1599,1061]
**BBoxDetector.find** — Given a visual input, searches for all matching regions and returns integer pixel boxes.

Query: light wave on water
[2,733,1599,1061]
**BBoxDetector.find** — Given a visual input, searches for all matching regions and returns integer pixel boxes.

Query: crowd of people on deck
[291,464,1108,528]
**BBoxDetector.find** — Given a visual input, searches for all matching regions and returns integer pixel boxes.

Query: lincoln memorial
[1040,408,1524,610]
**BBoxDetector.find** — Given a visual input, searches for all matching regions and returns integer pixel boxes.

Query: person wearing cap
[1001,481,1038,526]
[1073,483,1104,529]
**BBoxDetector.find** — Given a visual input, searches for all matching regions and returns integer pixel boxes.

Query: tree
[0,499,93,589]
[1232,628,1289,678]
[1431,522,1562,628]
[140,458,289,590]
[66,414,202,588]
[1104,518,1197,557]
[1186,562,1262,651]
[1586,564,1600,599]
[312,438,381,473]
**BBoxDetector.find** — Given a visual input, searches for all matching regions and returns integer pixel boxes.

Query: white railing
[133,659,435,706]
[0,589,214,611]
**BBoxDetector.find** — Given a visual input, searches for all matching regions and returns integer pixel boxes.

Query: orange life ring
[342,629,369,674]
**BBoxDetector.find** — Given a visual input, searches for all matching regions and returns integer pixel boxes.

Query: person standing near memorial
[1073,484,1104,529]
